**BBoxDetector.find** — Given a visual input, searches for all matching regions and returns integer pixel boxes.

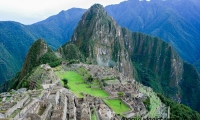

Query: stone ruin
[0,63,169,119]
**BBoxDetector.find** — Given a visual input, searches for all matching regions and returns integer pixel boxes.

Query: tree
[87,75,93,83]
[62,78,68,85]
[62,78,69,89]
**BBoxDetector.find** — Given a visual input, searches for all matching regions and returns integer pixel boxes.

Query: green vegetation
[157,94,200,120]
[57,71,108,98]
[130,33,175,96]
[132,62,159,91]
[91,107,98,120]
[143,97,150,111]
[62,78,68,84]
[38,52,60,67]
[180,62,200,112]
[6,39,62,91]
[58,44,85,62]
[86,75,94,83]
[67,59,81,65]
[16,66,44,90]
[19,39,60,81]
[62,78,69,89]
[103,99,130,115]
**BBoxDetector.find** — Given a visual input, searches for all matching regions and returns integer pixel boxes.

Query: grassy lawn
[57,71,108,98]
[104,99,131,115]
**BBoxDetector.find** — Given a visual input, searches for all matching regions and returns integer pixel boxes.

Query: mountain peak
[90,3,104,9]
[81,3,108,21]
[81,3,107,22]
[70,3,112,44]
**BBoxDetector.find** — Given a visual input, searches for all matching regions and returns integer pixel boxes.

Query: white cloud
[0,0,125,24]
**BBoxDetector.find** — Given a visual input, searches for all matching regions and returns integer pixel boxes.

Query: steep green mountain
[0,8,85,83]
[106,0,200,64]
[19,39,60,80]
[8,39,60,91]
[59,4,200,113]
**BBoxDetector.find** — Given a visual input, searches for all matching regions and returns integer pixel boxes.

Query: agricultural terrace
[104,99,131,115]
[57,71,108,98]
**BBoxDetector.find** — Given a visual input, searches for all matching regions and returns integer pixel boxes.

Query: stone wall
[18,99,39,118]
[55,91,59,105]
[5,95,29,117]
[62,96,67,120]
[41,103,52,120]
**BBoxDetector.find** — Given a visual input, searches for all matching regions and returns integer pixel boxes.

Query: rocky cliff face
[123,31,183,98]
[60,4,200,112]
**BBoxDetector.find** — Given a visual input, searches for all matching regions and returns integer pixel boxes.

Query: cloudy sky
[0,0,125,25]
